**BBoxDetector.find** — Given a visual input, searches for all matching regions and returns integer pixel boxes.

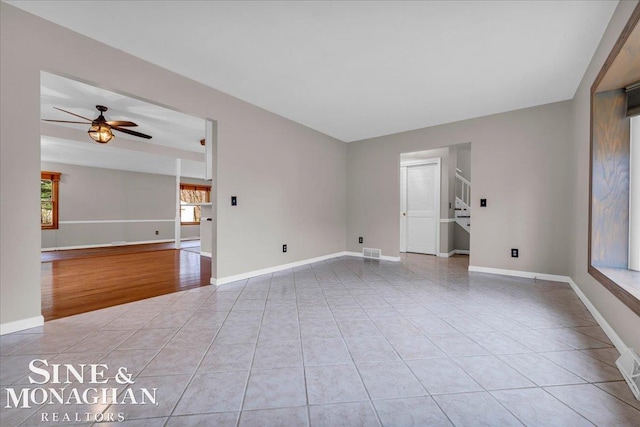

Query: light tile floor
[1,254,639,426]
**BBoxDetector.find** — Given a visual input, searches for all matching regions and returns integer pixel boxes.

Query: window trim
[41,171,60,230]
[179,183,211,225]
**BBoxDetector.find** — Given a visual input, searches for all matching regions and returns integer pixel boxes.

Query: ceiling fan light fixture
[88,123,114,143]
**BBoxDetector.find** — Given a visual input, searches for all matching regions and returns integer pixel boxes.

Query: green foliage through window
[41,172,60,229]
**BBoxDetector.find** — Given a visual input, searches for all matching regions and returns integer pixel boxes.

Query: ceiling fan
[43,105,152,143]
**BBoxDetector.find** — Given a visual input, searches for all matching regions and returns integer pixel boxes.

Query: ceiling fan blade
[106,120,138,127]
[52,107,93,122]
[42,119,89,124]
[111,126,152,139]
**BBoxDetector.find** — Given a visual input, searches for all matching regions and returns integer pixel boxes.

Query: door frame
[400,158,441,254]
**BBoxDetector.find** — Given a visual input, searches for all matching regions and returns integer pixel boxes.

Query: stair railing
[456,173,471,207]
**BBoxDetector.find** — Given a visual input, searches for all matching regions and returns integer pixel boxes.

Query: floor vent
[363,248,382,259]
[616,348,640,400]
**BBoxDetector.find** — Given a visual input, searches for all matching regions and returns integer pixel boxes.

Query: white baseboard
[566,278,626,354]
[468,265,569,283]
[439,249,470,258]
[467,265,627,355]
[439,250,455,258]
[344,251,401,262]
[199,251,212,258]
[212,251,346,286]
[0,315,44,335]
[41,238,200,252]
[211,250,401,286]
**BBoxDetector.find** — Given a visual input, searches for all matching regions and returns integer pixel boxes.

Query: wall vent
[616,348,640,400]
[363,248,382,259]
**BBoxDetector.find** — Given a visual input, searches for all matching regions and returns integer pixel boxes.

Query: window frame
[41,171,61,230]
[179,183,211,226]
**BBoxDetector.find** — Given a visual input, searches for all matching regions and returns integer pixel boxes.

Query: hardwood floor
[41,244,211,321]
[40,240,200,262]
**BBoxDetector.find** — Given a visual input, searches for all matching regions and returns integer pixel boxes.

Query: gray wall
[42,162,174,248]
[40,162,204,248]
[570,0,640,350]
[456,144,472,182]
[218,115,346,276]
[347,100,573,275]
[1,4,346,328]
[454,224,470,251]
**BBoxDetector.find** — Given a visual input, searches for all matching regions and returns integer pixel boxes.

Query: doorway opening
[39,71,217,320]
[400,143,471,257]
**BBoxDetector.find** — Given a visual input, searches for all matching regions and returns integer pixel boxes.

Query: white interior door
[401,160,440,255]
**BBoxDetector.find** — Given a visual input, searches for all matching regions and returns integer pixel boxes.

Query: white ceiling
[40,72,206,178]
[11,1,617,142]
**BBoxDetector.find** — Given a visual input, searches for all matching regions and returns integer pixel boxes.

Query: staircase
[454,174,471,233]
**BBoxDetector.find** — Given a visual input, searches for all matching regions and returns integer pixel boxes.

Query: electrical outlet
[283,244,287,253]
[359,237,363,244]
[511,248,519,258]
[480,198,487,207]
[155,230,159,235]
[231,196,237,206]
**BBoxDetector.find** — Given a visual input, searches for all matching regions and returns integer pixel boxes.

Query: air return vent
[363,248,382,259]
[616,348,640,400]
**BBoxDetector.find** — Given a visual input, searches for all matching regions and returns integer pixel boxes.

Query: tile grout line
[156,283,242,427]
[235,273,274,426]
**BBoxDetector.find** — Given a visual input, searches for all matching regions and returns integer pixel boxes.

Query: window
[180,184,211,225]
[589,5,640,315]
[41,171,60,230]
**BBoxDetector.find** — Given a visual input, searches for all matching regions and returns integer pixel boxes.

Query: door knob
[402,212,406,216]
